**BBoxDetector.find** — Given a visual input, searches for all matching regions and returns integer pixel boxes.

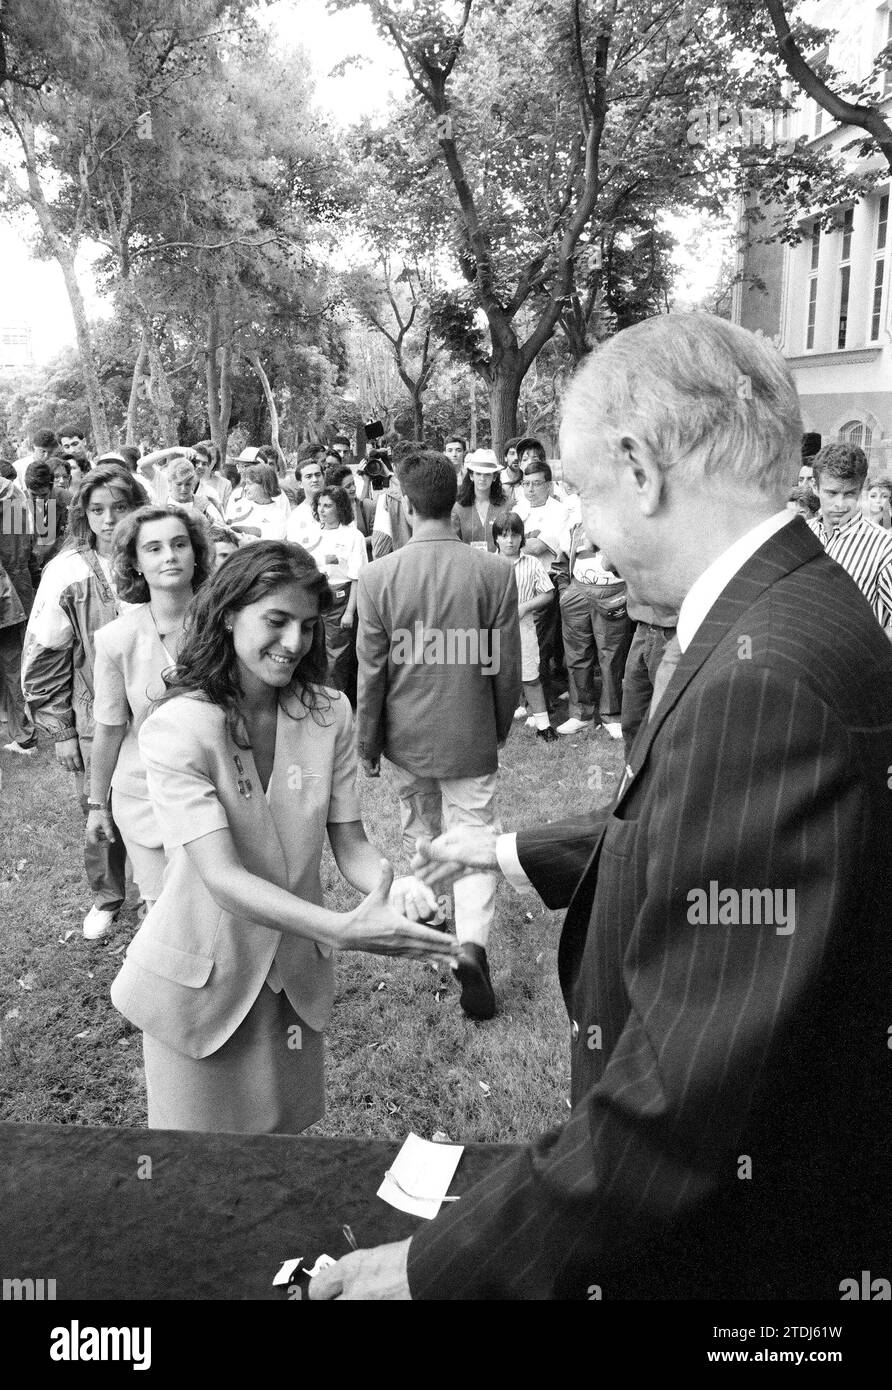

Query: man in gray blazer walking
[356,451,521,1018]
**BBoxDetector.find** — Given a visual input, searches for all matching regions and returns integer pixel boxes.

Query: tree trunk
[205,310,223,452]
[247,351,286,470]
[14,122,111,453]
[143,324,178,445]
[126,332,149,445]
[487,369,521,463]
[218,342,233,451]
[412,390,424,440]
[469,373,477,450]
[56,250,112,453]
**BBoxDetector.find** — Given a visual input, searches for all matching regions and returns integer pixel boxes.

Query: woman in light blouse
[110,542,453,1134]
[87,506,214,914]
[311,485,366,706]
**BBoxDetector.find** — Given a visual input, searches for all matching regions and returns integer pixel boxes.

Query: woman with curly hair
[86,507,214,916]
[22,464,147,938]
[311,484,366,705]
[110,541,454,1134]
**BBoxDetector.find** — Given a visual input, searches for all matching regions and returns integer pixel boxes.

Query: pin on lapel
[233,753,253,799]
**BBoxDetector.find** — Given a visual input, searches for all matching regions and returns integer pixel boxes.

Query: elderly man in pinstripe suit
[312,313,892,1301]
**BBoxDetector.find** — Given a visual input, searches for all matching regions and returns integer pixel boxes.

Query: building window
[884,7,892,94]
[871,192,889,340]
[840,420,873,452]
[838,209,854,348]
[810,219,821,269]
[806,279,818,350]
[806,221,820,349]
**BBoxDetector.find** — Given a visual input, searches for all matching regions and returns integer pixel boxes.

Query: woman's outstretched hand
[345,860,459,962]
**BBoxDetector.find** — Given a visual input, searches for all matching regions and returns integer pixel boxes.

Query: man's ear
[617,433,663,517]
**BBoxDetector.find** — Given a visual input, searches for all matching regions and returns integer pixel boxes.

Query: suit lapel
[618,518,821,802]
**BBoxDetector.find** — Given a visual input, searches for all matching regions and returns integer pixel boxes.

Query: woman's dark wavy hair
[157,540,335,739]
[111,505,214,604]
[63,464,147,551]
[456,470,506,508]
[312,484,353,526]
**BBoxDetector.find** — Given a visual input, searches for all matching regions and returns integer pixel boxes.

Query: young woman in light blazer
[111,541,454,1135]
[87,506,215,914]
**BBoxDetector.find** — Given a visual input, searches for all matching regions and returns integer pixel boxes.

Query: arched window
[838,420,873,452]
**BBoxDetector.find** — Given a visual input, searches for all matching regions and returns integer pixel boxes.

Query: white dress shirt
[497,508,795,891]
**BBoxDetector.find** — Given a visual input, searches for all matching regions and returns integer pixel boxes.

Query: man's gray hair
[560,313,802,496]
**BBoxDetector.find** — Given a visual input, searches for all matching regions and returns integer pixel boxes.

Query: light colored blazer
[92,604,173,800]
[110,687,360,1057]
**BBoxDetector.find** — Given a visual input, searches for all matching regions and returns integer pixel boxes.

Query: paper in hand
[377,1131,464,1219]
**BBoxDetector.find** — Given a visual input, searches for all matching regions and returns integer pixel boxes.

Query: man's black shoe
[455,943,496,1020]
[536,725,558,743]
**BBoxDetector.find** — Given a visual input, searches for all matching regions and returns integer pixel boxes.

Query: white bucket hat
[464,448,500,473]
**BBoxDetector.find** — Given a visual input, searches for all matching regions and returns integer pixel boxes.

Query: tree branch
[762,0,892,170]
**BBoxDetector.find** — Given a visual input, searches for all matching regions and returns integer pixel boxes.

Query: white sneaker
[556,691,569,701]
[3,740,36,756]
[514,705,528,720]
[83,906,117,940]
[525,715,538,728]
[556,717,592,735]
[601,721,623,740]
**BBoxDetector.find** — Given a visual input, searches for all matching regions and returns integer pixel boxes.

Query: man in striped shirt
[807,442,892,638]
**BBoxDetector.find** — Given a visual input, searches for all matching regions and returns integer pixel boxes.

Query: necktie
[648,634,682,720]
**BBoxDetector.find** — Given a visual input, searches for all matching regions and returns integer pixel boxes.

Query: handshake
[409,826,501,894]
[386,827,501,924]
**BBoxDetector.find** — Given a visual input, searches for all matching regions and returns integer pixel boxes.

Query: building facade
[733,0,892,473]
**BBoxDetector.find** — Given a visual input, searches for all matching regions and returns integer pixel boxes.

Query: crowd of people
[1,311,889,1299]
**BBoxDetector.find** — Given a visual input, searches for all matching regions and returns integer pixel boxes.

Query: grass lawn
[0,716,624,1145]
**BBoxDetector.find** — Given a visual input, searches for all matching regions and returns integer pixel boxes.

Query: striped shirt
[808,512,892,628]
[512,553,553,605]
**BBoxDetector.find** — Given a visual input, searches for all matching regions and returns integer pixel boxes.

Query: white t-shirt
[511,494,569,559]
[314,524,367,585]
[224,497,288,542]
[286,500,323,553]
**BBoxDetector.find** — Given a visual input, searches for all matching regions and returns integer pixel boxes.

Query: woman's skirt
[142,984,325,1135]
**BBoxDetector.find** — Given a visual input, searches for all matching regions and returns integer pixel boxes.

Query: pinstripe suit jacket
[408,517,892,1299]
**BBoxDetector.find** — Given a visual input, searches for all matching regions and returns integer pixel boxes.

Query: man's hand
[389,874,442,923]
[85,807,115,846]
[309,1239,412,1301]
[360,755,380,778]
[55,736,83,773]
[411,826,500,890]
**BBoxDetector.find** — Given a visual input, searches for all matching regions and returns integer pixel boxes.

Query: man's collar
[676,510,795,653]
[817,510,864,542]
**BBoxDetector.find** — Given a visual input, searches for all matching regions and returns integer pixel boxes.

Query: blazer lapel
[224,711,290,890]
[618,517,822,802]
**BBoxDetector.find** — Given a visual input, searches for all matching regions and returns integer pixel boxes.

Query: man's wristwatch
[86,801,107,812]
